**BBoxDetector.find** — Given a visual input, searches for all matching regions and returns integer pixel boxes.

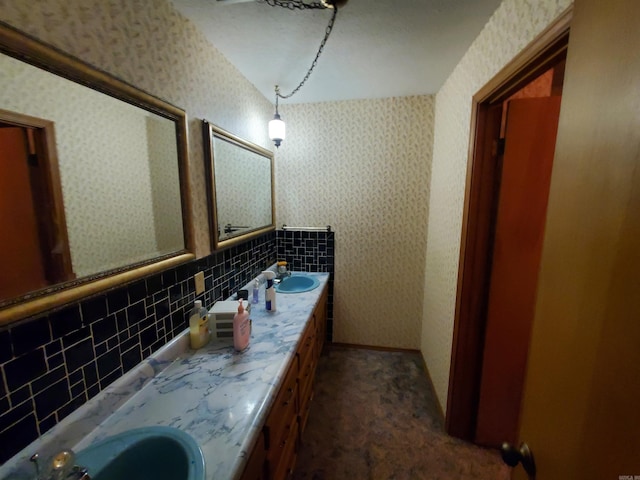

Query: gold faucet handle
[49,449,76,480]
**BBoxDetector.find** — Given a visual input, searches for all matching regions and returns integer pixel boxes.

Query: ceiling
[171,0,502,104]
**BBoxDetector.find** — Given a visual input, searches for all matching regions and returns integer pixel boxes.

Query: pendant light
[269,86,285,148]
[266,0,343,148]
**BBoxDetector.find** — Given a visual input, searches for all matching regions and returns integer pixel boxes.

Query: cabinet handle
[283,387,294,406]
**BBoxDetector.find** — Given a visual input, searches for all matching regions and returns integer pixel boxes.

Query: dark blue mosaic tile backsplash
[0,229,335,464]
[0,231,276,463]
[276,229,335,343]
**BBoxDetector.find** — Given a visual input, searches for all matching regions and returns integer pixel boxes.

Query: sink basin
[76,426,205,480]
[275,274,320,294]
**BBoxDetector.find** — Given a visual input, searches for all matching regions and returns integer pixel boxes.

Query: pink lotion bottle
[233,299,250,352]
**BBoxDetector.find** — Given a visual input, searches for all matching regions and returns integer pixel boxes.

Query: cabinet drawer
[270,416,299,480]
[299,385,314,438]
[314,288,328,358]
[265,362,298,451]
[298,320,316,358]
[298,349,316,405]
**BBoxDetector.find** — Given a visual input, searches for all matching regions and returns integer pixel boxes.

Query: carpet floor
[292,346,510,480]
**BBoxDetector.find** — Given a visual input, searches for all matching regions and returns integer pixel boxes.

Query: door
[0,126,48,299]
[514,0,640,478]
[475,96,561,447]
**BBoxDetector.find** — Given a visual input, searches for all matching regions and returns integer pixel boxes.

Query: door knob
[501,442,536,479]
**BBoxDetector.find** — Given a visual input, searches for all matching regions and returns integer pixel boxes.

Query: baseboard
[329,342,420,354]
[419,352,446,423]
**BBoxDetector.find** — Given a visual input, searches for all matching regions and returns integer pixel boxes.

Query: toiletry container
[210,300,250,341]
[189,300,210,349]
[252,278,260,304]
[262,270,276,311]
[233,299,251,352]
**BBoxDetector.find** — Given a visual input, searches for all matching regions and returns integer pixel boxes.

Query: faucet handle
[30,453,41,479]
[70,465,91,480]
[48,449,76,480]
[31,449,89,480]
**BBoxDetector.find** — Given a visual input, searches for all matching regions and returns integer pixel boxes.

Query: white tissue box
[209,300,250,339]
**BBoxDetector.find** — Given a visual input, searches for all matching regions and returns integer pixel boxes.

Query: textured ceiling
[171,0,502,104]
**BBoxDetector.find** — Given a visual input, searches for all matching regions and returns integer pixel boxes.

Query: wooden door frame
[0,109,75,291]
[445,7,573,441]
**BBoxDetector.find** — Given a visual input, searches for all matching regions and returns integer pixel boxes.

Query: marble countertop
[2,271,329,480]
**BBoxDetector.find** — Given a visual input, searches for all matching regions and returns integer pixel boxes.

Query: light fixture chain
[262,0,326,10]
[263,1,338,100]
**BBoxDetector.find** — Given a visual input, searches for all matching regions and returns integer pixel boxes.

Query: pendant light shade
[269,112,285,148]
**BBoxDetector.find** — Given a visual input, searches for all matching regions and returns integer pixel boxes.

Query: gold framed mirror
[203,121,275,251]
[0,22,194,326]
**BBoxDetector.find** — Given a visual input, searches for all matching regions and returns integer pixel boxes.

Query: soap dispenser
[252,278,260,304]
[189,300,210,349]
[262,270,276,311]
[233,299,250,352]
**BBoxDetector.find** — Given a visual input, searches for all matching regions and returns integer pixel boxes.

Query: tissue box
[209,300,250,340]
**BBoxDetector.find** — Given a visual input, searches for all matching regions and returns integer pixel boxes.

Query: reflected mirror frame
[202,121,275,251]
[0,21,195,326]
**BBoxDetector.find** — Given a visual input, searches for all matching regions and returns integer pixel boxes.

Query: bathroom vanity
[1,272,329,480]
[243,281,327,479]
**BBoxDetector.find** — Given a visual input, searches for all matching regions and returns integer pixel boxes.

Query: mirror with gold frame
[203,121,275,251]
[0,22,194,326]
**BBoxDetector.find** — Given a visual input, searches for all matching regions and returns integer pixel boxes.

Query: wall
[420,0,572,412]
[276,96,434,349]
[0,0,277,464]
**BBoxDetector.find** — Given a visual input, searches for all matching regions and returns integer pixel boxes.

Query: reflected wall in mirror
[0,22,193,324]
[203,121,275,250]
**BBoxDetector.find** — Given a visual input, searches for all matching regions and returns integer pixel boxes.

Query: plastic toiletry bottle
[252,278,260,304]
[233,299,251,352]
[189,300,210,349]
[262,270,276,312]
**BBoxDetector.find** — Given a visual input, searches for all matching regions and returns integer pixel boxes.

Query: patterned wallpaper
[276,96,434,349]
[0,0,274,259]
[0,53,172,277]
[420,0,572,412]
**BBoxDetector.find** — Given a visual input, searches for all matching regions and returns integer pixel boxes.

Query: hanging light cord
[262,0,339,100]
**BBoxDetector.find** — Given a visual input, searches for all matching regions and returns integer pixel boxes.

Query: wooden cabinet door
[240,434,267,480]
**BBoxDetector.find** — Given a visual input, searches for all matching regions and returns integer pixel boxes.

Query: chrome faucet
[31,450,90,480]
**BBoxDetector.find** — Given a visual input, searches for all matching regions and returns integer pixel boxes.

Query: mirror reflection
[0,24,190,313]
[203,122,275,250]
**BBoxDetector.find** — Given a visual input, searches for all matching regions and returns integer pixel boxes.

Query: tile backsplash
[0,231,276,463]
[276,229,335,342]
[0,230,336,463]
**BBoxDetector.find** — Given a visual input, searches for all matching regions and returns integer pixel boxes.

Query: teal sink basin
[76,427,205,480]
[275,274,320,294]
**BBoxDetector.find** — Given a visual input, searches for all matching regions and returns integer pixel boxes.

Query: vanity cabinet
[240,284,328,480]
[265,351,299,480]
[297,317,317,438]
[299,286,328,435]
